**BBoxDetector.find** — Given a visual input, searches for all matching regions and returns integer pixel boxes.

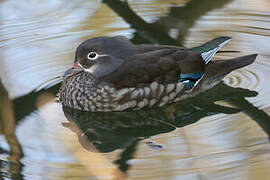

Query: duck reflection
[61,82,267,176]
[62,104,175,153]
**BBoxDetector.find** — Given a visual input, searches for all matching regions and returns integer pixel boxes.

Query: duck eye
[87,52,98,60]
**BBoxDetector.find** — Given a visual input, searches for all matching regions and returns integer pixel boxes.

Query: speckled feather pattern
[59,72,186,112]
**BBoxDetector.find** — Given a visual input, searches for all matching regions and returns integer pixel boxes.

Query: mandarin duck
[59,36,257,111]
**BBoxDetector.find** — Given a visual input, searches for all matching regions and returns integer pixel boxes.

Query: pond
[1,0,270,179]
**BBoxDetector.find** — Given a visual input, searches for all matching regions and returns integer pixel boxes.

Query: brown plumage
[59,36,257,112]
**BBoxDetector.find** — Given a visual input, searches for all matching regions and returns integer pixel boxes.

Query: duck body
[59,36,257,112]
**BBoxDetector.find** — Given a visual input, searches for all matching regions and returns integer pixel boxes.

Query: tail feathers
[192,54,257,92]
[191,37,232,64]
[205,54,257,78]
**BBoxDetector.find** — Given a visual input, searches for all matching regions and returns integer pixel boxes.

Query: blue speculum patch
[179,72,204,90]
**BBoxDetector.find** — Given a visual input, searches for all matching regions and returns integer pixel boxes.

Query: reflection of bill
[62,120,98,152]
[62,117,131,180]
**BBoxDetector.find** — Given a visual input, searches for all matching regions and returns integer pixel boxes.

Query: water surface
[0,0,270,179]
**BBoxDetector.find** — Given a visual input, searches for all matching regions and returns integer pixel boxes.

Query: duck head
[63,36,137,79]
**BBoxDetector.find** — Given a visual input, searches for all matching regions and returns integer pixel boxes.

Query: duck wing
[98,48,205,89]
[98,37,232,89]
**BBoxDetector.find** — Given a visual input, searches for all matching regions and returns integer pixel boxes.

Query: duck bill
[63,62,84,78]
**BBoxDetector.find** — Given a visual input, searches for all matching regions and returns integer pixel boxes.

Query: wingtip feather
[192,36,233,64]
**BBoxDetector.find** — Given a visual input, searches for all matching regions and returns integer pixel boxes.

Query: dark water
[1,0,270,179]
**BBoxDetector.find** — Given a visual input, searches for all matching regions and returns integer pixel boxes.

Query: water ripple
[224,69,259,89]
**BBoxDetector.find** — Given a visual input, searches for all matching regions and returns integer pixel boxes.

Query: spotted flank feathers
[59,72,185,112]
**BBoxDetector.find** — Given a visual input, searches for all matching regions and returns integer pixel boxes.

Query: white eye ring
[87,52,98,60]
